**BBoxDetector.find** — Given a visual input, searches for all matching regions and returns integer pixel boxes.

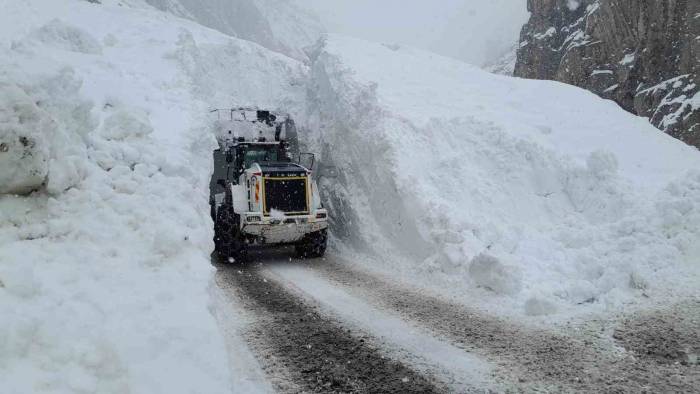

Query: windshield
[243,147,278,168]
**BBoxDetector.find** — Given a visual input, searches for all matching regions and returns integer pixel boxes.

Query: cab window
[243,148,277,168]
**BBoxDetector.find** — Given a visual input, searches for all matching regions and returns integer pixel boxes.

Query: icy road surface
[214,250,700,393]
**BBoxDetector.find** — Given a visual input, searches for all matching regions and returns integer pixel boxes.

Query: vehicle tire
[295,229,327,258]
[215,207,247,263]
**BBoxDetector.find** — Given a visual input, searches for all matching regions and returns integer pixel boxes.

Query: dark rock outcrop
[515,0,700,148]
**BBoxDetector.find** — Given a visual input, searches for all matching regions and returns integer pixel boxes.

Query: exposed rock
[515,0,700,148]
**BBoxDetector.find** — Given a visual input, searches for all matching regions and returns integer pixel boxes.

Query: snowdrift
[0,0,304,392]
[305,35,700,319]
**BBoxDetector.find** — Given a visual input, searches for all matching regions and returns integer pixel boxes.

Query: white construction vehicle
[209,108,328,262]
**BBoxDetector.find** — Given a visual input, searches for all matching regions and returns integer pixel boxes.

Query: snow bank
[305,35,700,319]
[1,0,305,391]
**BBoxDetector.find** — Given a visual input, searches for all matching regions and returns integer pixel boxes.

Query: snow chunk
[468,254,522,296]
[0,83,52,194]
[0,69,91,195]
[100,107,154,141]
[269,208,286,219]
[524,297,557,316]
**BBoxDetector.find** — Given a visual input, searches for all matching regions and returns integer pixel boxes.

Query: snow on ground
[304,35,700,321]
[0,0,304,392]
[210,284,274,393]
[264,263,495,391]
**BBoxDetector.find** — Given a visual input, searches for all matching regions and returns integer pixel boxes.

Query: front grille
[263,177,308,215]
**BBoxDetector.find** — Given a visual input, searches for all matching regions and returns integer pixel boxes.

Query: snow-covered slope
[0,0,305,392]
[305,35,700,319]
[144,0,324,60]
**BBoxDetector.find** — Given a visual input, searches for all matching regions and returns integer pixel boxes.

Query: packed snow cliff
[0,0,304,392]
[305,35,700,319]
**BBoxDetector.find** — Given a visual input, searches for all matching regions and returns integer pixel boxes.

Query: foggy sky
[294,0,529,67]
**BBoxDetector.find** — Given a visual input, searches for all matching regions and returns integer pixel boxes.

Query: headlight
[315,212,327,219]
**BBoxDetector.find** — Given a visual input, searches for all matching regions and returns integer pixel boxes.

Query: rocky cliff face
[515,0,700,148]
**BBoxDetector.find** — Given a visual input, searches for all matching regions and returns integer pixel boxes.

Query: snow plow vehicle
[209,108,328,262]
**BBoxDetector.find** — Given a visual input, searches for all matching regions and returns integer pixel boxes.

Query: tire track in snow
[303,256,700,393]
[262,264,498,392]
[213,256,446,393]
[210,280,276,394]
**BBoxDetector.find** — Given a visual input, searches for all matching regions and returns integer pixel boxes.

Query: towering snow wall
[305,35,700,318]
[0,0,305,392]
